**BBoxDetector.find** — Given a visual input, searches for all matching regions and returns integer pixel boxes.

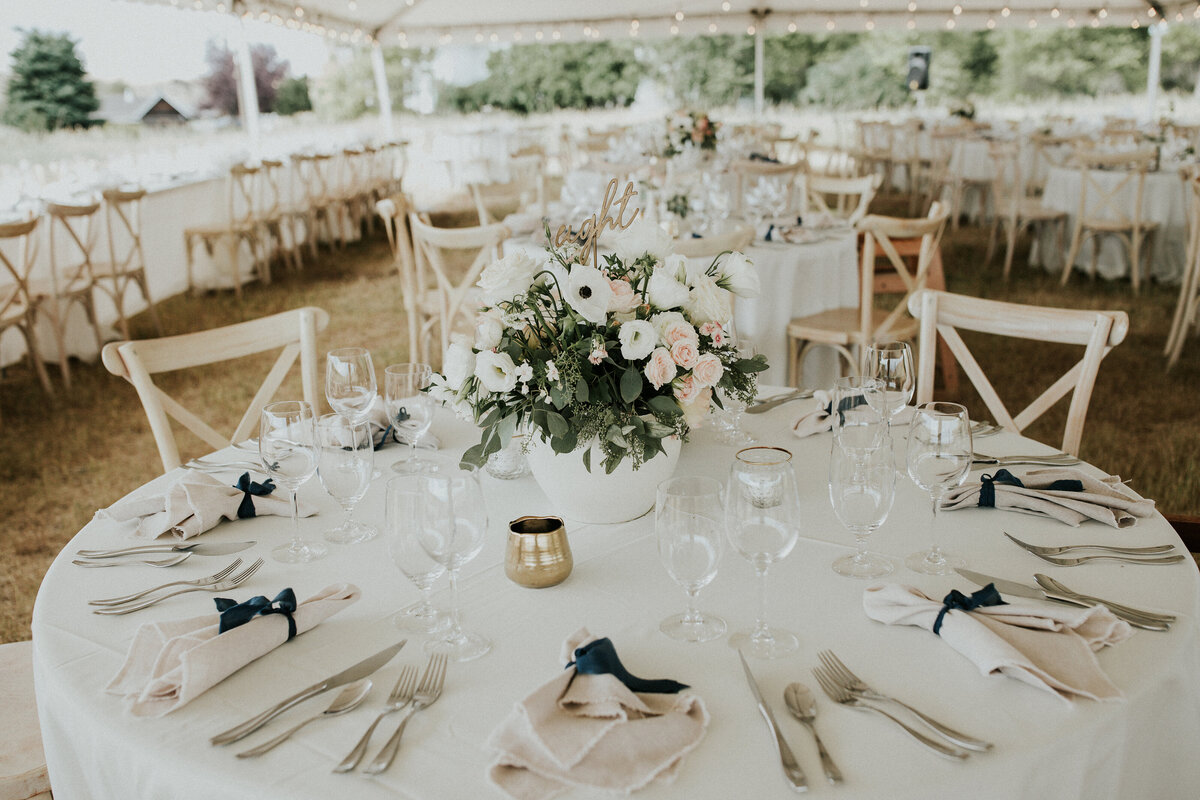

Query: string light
[986,17,996,28]
[675,10,684,22]
[1098,8,1108,19]
[552,29,561,40]
[535,30,543,40]
[946,18,955,28]
[709,21,718,32]
[860,0,868,7]
[825,18,835,30]
[1050,7,1060,18]
[787,21,797,32]
[906,18,916,29]
[1067,17,1077,27]
[1028,17,1037,27]
[866,18,875,30]
[746,24,755,34]
[474,31,484,42]
[1001,6,1011,17]
[721,1,731,11]
[1131,18,1140,28]
[952,4,962,14]
[907,1,917,11]
[671,23,680,35]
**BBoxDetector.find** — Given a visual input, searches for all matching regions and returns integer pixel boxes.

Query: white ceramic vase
[525,435,682,525]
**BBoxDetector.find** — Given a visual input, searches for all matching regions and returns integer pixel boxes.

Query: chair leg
[19,320,54,396]
[986,220,998,264]
[134,272,163,336]
[1003,222,1017,282]
[1130,231,1141,295]
[787,334,799,389]
[1062,224,1084,286]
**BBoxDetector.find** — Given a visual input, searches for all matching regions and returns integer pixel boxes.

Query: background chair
[0,217,54,407]
[1166,168,1200,369]
[183,163,267,298]
[909,289,1128,457]
[672,222,753,259]
[40,199,105,388]
[985,142,1068,280]
[376,196,420,362]
[100,306,328,473]
[806,173,881,226]
[95,187,162,339]
[0,640,52,800]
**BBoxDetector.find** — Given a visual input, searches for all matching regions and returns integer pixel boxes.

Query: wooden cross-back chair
[730,159,807,219]
[985,142,1068,281]
[785,203,949,387]
[909,289,1128,458]
[42,199,105,388]
[1062,147,1158,294]
[806,173,881,226]
[408,215,508,364]
[854,120,895,188]
[672,223,754,259]
[338,147,375,239]
[1166,168,1200,370]
[183,163,267,298]
[1026,133,1081,197]
[470,154,545,226]
[256,159,305,271]
[100,306,328,473]
[376,196,420,362]
[292,153,344,251]
[0,216,54,405]
[96,187,162,339]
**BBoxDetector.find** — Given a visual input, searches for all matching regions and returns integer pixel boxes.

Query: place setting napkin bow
[863,583,1131,703]
[488,628,709,800]
[940,467,1155,528]
[97,471,317,540]
[364,394,441,452]
[791,390,867,438]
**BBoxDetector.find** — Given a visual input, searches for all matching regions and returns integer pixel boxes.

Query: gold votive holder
[506,516,572,588]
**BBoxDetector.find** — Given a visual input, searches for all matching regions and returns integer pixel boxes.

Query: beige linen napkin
[366,394,441,449]
[940,467,1155,528]
[488,629,709,800]
[107,583,359,717]
[97,470,316,539]
[792,390,836,438]
[863,583,1131,702]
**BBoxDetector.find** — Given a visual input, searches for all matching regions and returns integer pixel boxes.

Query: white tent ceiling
[147,1,1193,46]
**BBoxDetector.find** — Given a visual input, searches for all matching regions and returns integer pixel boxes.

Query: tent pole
[1146,21,1165,122]
[234,16,261,160]
[754,24,764,118]
[370,42,395,141]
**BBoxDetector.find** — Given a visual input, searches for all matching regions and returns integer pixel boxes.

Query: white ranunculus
[565,263,614,325]
[443,341,476,389]
[474,315,504,350]
[646,270,692,311]
[719,251,760,298]
[617,319,657,361]
[476,250,540,305]
[612,217,673,262]
[474,350,519,394]
[685,274,734,325]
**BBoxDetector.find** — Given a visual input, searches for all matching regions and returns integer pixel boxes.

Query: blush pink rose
[644,347,678,389]
[608,279,640,313]
[673,374,703,404]
[691,353,724,387]
[670,339,700,369]
[662,319,699,347]
[681,387,712,428]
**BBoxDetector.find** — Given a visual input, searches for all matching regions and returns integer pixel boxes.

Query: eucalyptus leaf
[648,395,683,416]
[620,367,642,403]
[546,410,569,438]
[575,377,589,403]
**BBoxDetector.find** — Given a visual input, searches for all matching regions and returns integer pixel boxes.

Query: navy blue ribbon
[569,638,688,694]
[823,394,868,426]
[215,588,297,640]
[978,469,1083,508]
[933,584,1006,636]
[373,407,409,451]
[232,473,275,519]
[749,152,781,163]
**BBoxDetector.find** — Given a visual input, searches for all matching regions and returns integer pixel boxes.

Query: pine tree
[3,30,99,132]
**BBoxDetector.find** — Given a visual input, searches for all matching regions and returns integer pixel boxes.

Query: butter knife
[210,640,407,746]
[76,541,256,559]
[745,389,815,415]
[738,651,807,792]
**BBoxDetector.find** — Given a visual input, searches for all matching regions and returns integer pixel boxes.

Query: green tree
[3,29,99,132]
[312,46,429,121]
[275,75,312,115]
[993,28,1147,99]
[1161,23,1200,94]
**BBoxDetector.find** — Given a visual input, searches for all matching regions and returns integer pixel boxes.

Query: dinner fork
[971,452,1080,467]
[1026,551,1185,567]
[88,558,244,606]
[363,654,448,774]
[91,558,264,614]
[811,667,969,761]
[333,665,418,773]
[817,651,992,752]
[969,421,1003,438]
[1003,531,1176,558]
[73,553,192,568]
[185,457,270,474]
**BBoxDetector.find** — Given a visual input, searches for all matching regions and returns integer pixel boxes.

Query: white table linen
[32,395,1200,800]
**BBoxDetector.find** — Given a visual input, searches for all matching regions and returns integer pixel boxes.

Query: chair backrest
[987,141,1022,223]
[731,159,807,218]
[227,164,260,225]
[101,306,329,472]
[0,216,39,322]
[1166,169,1200,369]
[101,187,146,279]
[1027,134,1080,195]
[1073,146,1155,229]
[672,223,754,259]
[807,173,881,225]
[45,199,100,290]
[257,160,290,218]
[908,289,1128,456]
[292,153,335,204]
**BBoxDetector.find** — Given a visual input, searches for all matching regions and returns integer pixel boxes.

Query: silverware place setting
[1004,532,1184,567]
[90,558,264,614]
[76,540,256,559]
[363,654,448,774]
[745,389,816,415]
[73,552,192,568]
[971,452,1081,468]
[236,679,373,759]
[1002,531,1176,558]
[782,682,842,785]
[969,421,1004,438]
[737,650,807,791]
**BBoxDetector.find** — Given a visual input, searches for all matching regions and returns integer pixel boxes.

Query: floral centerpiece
[664,112,720,158]
[431,218,765,497]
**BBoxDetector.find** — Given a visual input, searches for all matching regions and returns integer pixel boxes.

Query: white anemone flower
[565,263,614,325]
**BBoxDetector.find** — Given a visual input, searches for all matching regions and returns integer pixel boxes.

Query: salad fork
[92,558,264,614]
[1027,551,1185,567]
[88,558,243,606]
[817,651,992,752]
[333,665,418,773]
[73,553,192,568]
[364,654,448,774]
[971,452,1080,467]
[1003,531,1176,558]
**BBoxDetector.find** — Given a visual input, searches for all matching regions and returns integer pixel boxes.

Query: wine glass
[259,401,326,563]
[325,347,377,424]
[418,463,491,661]
[384,475,449,634]
[316,414,376,544]
[905,402,972,575]
[725,446,801,659]
[385,363,434,474]
[864,342,915,427]
[656,475,726,643]
[832,376,887,460]
[828,438,895,578]
[716,339,757,446]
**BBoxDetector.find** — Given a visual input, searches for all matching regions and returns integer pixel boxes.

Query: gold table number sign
[552,177,642,267]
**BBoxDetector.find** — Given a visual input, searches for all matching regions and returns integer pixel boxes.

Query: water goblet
[656,476,726,643]
[864,342,915,426]
[725,446,801,659]
[829,438,895,578]
[325,347,377,424]
[316,414,376,544]
[384,363,434,474]
[259,401,326,563]
[384,476,449,634]
[832,376,887,460]
[904,402,973,575]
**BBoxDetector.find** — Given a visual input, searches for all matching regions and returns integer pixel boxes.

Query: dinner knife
[955,568,1173,631]
[210,640,407,746]
[75,541,256,559]
[737,650,807,792]
[745,389,816,415]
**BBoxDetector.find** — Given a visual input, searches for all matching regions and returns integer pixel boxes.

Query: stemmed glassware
[864,342,915,427]
[828,438,895,578]
[656,476,726,643]
[325,347,377,424]
[259,401,326,563]
[905,402,973,575]
[725,446,801,659]
[715,339,757,445]
[384,363,434,474]
[316,414,376,544]
[832,376,887,461]
[384,476,448,634]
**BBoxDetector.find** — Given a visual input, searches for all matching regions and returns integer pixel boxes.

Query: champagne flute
[656,476,726,643]
[829,438,895,578]
[385,363,434,474]
[905,402,972,575]
[384,476,449,634]
[864,342,915,426]
[418,462,491,661]
[316,414,376,544]
[325,347,377,424]
[725,446,801,659]
[259,401,326,563]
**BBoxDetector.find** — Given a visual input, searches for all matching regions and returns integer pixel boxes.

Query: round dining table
[32,392,1200,800]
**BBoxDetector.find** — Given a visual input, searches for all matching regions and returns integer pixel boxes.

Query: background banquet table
[32,395,1200,800]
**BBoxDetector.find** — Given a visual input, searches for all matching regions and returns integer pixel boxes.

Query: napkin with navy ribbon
[939,467,1155,528]
[365,394,441,452]
[97,471,316,540]
[863,583,1131,702]
[106,584,359,717]
[791,390,868,438]
[488,628,708,800]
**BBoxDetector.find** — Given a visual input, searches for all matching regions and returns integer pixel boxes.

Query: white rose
[474,350,518,394]
[646,270,691,310]
[617,319,657,361]
[476,250,540,305]
[443,341,476,389]
[565,263,614,326]
[612,217,673,262]
[685,274,734,325]
[719,251,760,298]
[474,315,503,350]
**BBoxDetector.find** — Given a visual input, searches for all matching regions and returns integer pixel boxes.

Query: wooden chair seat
[0,641,53,800]
[786,307,919,347]
[1080,217,1159,233]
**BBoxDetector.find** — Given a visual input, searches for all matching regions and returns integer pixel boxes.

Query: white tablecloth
[32,398,1200,800]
